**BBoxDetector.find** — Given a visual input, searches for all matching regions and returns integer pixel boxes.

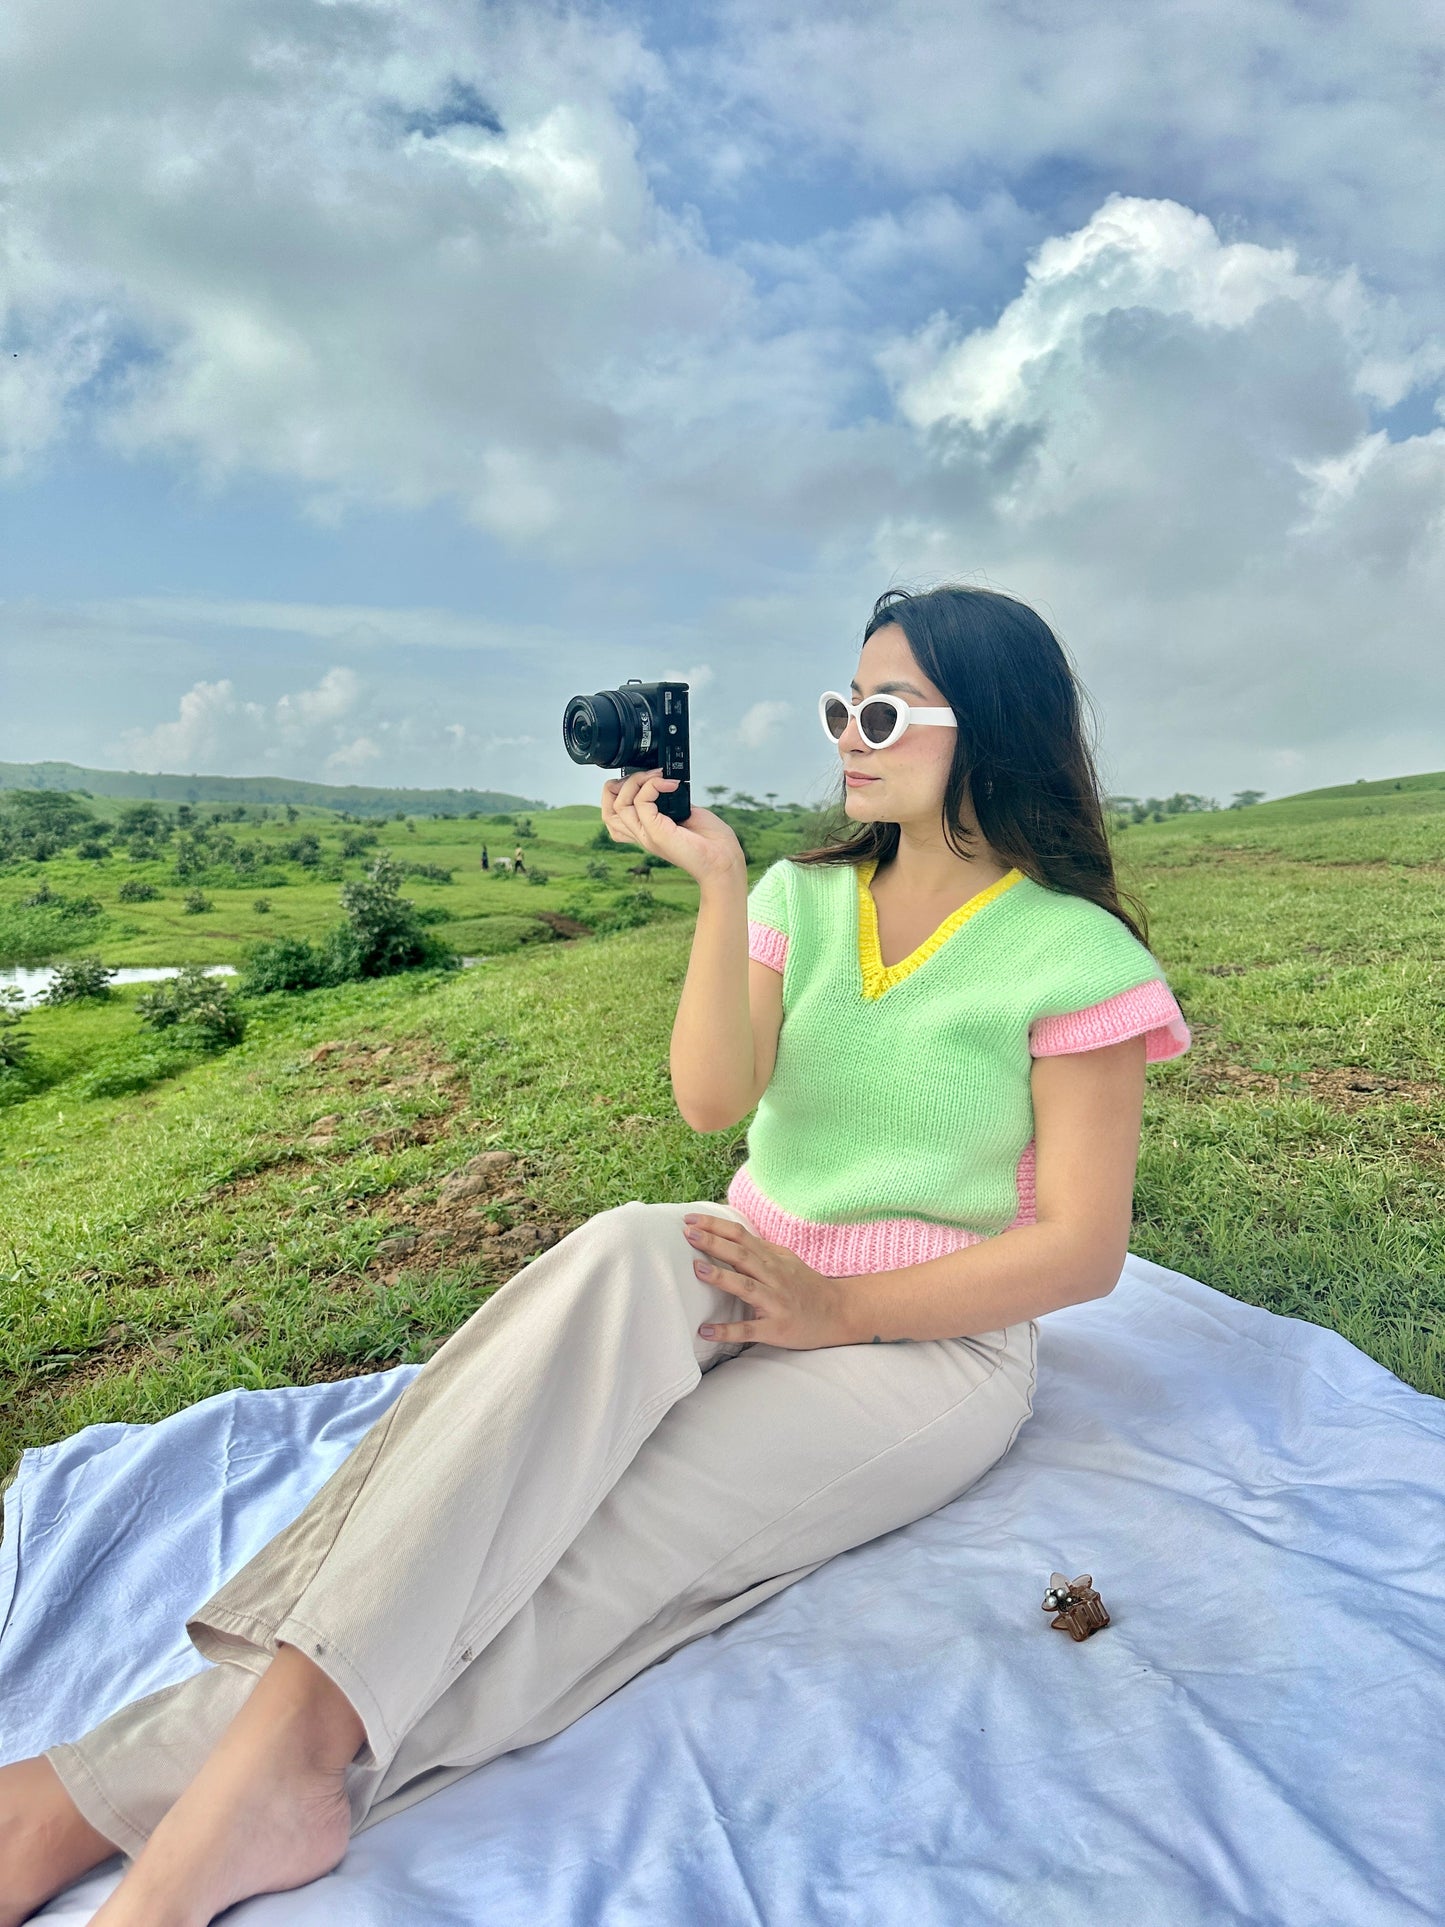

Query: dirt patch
[532,910,595,940]
[355,1148,583,1286]
[1181,1053,1444,1111]
[205,1037,474,1203]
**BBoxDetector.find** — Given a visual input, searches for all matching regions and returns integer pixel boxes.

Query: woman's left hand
[683,1215,854,1351]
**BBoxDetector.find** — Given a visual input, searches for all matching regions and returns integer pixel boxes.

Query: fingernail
[698,1325,716,1338]
[683,1214,700,1223]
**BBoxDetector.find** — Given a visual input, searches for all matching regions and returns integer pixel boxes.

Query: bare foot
[0,1755,120,1927]
[88,1644,365,1927]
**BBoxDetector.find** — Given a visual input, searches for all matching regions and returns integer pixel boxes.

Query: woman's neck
[872,830,1011,902]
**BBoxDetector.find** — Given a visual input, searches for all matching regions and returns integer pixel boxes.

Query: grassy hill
[0,758,548,819]
[1,776,1441,1480]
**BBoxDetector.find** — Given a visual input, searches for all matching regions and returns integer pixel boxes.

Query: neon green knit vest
[732,856,1187,1256]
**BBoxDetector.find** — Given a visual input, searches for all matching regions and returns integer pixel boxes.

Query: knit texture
[728,855,1191,1278]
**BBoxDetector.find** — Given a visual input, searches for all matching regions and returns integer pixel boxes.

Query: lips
[845,772,879,783]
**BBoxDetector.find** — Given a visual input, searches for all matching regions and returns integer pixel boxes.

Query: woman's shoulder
[1005,874,1161,969]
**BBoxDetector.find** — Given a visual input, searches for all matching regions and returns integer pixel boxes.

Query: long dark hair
[789,583,1153,948]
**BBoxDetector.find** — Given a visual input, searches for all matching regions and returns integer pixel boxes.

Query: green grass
[1,782,1442,1485]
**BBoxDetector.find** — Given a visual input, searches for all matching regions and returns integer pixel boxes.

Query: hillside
[1,775,1441,1481]
[0,760,549,819]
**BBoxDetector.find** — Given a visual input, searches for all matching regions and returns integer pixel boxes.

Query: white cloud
[700,0,1445,311]
[324,734,383,775]
[736,698,791,750]
[118,678,265,773]
[121,666,362,773]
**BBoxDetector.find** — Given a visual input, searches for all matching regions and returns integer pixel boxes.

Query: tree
[324,855,454,979]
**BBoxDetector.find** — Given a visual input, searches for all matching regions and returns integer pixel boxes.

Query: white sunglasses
[818,689,957,750]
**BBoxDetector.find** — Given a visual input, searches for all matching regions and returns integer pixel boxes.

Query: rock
[311,1113,343,1131]
[304,1134,338,1151]
[307,1042,345,1063]
[376,1232,421,1260]
[500,1224,542,1251]
[462,1150,520,1178]
[439,1173,488,1202]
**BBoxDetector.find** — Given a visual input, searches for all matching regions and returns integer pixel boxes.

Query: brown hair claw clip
[1042,1571,1110,1641]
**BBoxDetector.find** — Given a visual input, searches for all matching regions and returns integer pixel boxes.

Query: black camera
[562,678,692,825]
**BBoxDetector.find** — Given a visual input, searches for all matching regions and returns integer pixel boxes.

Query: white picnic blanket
[4,1250,1441,1925]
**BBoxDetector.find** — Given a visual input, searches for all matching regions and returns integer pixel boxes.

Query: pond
[1,958,487,1011]
[0,964,240,1011]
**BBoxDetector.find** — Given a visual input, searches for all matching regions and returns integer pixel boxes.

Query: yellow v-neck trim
[856,857,1025,999]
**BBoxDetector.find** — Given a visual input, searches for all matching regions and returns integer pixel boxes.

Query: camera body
[562,678,692,824]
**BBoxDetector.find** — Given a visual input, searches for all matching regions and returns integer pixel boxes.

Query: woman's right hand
[601,769,746,885]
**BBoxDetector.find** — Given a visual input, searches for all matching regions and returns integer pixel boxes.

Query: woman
[1,583,1190,1925]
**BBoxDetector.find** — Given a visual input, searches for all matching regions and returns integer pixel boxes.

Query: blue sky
[2,0,1442,807]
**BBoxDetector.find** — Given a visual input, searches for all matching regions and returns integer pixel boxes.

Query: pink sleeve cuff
[1030,979,1191,1063]
[748,920,787,974]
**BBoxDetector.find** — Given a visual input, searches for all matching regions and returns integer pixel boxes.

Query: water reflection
[0,964,239,1010]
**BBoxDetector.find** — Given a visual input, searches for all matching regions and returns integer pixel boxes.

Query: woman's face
[837,624,958,829]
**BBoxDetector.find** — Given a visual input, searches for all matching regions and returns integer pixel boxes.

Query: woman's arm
[670,863,766,1133]
[599,771,765,1134]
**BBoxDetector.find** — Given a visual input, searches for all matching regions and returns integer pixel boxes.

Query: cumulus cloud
[0,0,779,560]
[861,194,1445,784]
[120,667,363,773]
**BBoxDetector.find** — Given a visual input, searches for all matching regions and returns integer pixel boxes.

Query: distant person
[512,845,526,875]
[480,845,489,871]
[12,582,1191,1923]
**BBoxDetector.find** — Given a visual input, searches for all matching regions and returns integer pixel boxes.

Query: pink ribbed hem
[747,920,787,972]
[726,1161,1037,1278]
[1030,978,1191,1063]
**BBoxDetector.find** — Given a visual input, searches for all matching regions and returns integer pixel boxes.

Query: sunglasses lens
[823,696,850,739]
[860,699,898,745]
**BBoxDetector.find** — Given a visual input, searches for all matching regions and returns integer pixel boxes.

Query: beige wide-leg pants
[45,1198,1038,1854]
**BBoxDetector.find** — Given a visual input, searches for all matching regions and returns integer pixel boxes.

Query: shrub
[524,867,550,885]
[76,839,111,861]
[182,889,212,914]
[44,956,117,1004]
[136,966,246,1050]
[118,879,161,904]
[241,937,329,995]
[252,896,272,914]
[404,863,455,883]
[0,986,30,1069]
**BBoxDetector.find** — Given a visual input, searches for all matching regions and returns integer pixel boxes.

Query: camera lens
[563,689,650,768]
